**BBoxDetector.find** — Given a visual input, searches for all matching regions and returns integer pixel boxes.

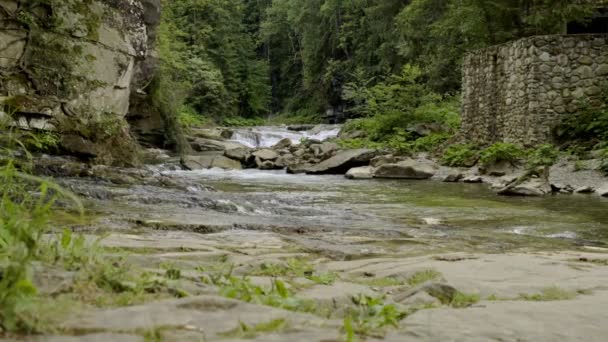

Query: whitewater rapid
[229,125,341,148]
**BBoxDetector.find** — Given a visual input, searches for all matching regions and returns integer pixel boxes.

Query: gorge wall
[460,34,608,146]
[0,0,161,162]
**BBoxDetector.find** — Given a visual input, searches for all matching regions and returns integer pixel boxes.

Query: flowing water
[229,125,342,148]
[74,162,608,258]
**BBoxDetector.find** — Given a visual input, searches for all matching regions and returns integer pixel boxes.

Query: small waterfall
[230,125,341,148]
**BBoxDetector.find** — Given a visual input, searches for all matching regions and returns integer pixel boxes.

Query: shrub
[479,143,525,167]
[555,103,608,149]
[223,117,265,127]
[441,144,479,167]
[527,144,559,168]
[178,106,208,129]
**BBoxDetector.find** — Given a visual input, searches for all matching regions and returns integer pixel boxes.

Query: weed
[441,144,479,167]
[518,287,577,301]
[450,292,480,308]
[249,259,338,285]
[220,319,288,339]
[407,270,442,287]
[479,143,525,167]
[527,144,559,168]
[344,294,408,338]
[358,277,404,288]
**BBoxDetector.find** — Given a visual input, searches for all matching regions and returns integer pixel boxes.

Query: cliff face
[0,0,161,163]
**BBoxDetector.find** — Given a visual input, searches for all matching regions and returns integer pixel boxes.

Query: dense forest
[157,0,596,126]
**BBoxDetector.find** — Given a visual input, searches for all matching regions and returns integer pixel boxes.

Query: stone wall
[460,34,608,146]
[0,0,161,159]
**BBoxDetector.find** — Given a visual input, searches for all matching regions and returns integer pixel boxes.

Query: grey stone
[345,166,375,179]
[575,186,595,194]
[252,149,279,161]
[374,159,436,179]
[272,138,292,150]
[289,149,376,175]
[224,147,250,162]
[442,172,464,183]
[463,176,483,183]
[498,177,551,197]
[597,184,608,197]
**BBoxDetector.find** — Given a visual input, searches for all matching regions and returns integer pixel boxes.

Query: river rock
[463,175,483,183]
[190,138,246,152]
[371,154,396,168]
[182,154,242,171]
[345,166,374,179]
[60,135,100,158]
[293,149,376,175]
[252,149,279,161]
[575,186,595,194]
[257,160,278,170]
[311,142,339,159]
[272,138,292,150]
[224,147,250,162]
[597,184,608,197]
[373,159,436,179]
[497,171,551,197]
[190,127,232,140]
[442,171,464,183]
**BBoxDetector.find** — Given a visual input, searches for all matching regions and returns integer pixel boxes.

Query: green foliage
[407,270,442,287]
[600,149,608,174]
[223,117,266,127]
[479,143,525,167]
[221,319,288,339]
[178,106,208,130]
[0,162,82,333]
[344,294,407,338]
[555,100,608,150]
[441,144,479,167]
[527,144,560,168]
[518,287,577,302]
[249,258,338,286]
[450,292,480,308]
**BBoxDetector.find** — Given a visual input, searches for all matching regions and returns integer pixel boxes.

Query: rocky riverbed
[3,125,608,341]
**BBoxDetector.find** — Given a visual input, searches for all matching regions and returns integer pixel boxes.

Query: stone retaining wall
[460,34,608,146]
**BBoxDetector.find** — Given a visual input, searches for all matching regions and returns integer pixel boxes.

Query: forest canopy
[157,0,598,123]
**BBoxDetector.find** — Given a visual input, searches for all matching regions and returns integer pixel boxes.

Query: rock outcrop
[0,0,161,162]
[288,149,376,175]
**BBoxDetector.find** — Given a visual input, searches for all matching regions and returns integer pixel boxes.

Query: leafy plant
[344,294,407,338]
[527,144,559,168]
[450,292,480,308]
[441,144,479,167]
[518,287,577,301]
[407,270,442,287]
[479,143,525,167]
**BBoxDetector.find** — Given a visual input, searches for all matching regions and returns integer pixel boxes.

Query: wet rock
[442,172,464,183]
[190,138,245,152]
[293,149,376,175]
[311,142,339,159]
[182,154,242,170]
[374,159,436,179]
[371,154,396,168]
[275,154,295,168]
[597,184,608,197]
[252,149,279,161]
[463,175,483,183]
[190,127,232,140]
[498,169,551,197]
[257,159,280,170]
[271,138,292,150]
[287,124,315,131]
[141,148,172,164]
[481,160,520,177]
[575,186,595,194]
[345,166,374,179]
[224,147,250,162]
[551,183,574,194]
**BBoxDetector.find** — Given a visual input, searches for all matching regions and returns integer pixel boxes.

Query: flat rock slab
[62,296,335,339]
[323,252,608,298]
[300,149,376,175]
[394,291,608,342]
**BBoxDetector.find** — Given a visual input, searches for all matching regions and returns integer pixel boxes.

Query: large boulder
[271,138,292,150]
[310,142,339,159]
[373,159,436,179]
[252,149,279,161]
[224,147,251,162]
[190,138,246,152]
[345,166,374,179]
[181,154,242,171]
[290,149,376,175]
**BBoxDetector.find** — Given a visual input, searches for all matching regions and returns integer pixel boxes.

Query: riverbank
[3,157,608,341]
